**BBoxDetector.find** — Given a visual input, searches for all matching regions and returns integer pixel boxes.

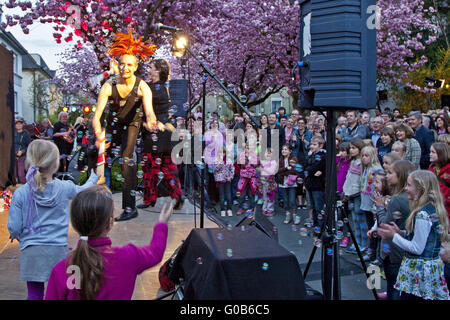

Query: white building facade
[0,14,27,119]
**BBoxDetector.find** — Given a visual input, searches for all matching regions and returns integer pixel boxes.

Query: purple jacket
[336,156,350,194]
[45,222,168,300]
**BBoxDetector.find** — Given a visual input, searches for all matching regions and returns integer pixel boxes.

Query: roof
[0,20,56,78]
[0,29,28,55]
[22,53,56,78]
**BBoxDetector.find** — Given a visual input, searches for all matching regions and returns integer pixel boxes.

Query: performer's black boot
[137,201,155,209]
[115,208,138,221]
[174,195,184,210]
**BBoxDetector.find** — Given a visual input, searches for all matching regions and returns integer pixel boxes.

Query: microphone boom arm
[183,45,261,128]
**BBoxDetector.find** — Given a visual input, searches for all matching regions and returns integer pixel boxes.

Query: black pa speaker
[236,210,278,242]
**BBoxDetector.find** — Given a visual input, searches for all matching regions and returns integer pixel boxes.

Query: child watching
[213,157,235,217]
[342,139,365,253]
[429,142,450,221]
[382,152,402,173]
[236,143,259,215]
[304,136,326,230]
[377,127,395,165]
[259,148,278,217]
[277,144,300,224]
[369,170,389,267]
[391,141,406,159]
[337,142,351,197]
[360,146,383,262]
[45,185,172,299]
[378,170,450,300]
[370,160,415,300]
[8,140,98,300]
[336,141,351,247]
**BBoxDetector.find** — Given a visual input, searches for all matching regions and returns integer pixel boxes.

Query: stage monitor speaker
[236,210,278,242]
[0,45,15,188]
[298,0,377,110]
[169,227,308,300]
[169,79,188,119]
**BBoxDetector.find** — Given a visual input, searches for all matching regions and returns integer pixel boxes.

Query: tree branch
[143,0,166,41]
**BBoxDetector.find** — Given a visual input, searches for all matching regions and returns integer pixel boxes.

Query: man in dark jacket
[409,111,435,169]
[341,110,369,142]
[265,112,285,157]
[14,117,32,184]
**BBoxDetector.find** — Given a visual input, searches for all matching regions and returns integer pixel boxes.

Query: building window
[271,98,282,112]
[13,53,18,73]
[14,91,18,114]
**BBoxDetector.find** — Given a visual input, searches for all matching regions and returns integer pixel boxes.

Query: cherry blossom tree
[2,0,221,66]
[175,0,300,112]
[3,0,301,111]
[376,0,440,92]
[4,0,440,113]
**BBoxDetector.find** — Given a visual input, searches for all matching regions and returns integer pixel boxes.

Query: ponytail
[25,140,59,192]
[68,240,104,300]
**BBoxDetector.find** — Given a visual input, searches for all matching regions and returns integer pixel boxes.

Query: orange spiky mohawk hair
[107,27,157,61]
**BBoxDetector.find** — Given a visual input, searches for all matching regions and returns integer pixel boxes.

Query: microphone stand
[165,27,261,228]
[200,74,207,228]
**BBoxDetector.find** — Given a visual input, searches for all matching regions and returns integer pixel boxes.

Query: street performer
[92,27,163,221]
[138,59,183,210]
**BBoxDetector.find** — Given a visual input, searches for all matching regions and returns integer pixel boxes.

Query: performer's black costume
[106,77,143,210]
[141,80,182,206]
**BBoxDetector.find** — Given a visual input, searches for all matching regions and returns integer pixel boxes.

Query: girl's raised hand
[371,191,385,207]
[159,200,174,224]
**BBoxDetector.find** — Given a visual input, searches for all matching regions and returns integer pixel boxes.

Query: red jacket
[430,163,450,221]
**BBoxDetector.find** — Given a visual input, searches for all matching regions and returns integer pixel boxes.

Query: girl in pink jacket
[236,145,260,216]
[45,185,172,300]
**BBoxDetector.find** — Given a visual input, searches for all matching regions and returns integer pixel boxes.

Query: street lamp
[172,32,188,57]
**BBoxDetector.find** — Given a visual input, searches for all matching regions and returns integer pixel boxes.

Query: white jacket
[343,158,361,197]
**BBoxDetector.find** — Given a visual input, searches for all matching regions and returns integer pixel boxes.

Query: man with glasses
[290,109,300,129]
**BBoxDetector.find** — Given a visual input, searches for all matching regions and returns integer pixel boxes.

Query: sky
[2,3,172,74]
[3,6,74,72]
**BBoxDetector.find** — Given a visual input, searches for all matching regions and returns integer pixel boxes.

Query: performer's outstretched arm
[93,82,112,146]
